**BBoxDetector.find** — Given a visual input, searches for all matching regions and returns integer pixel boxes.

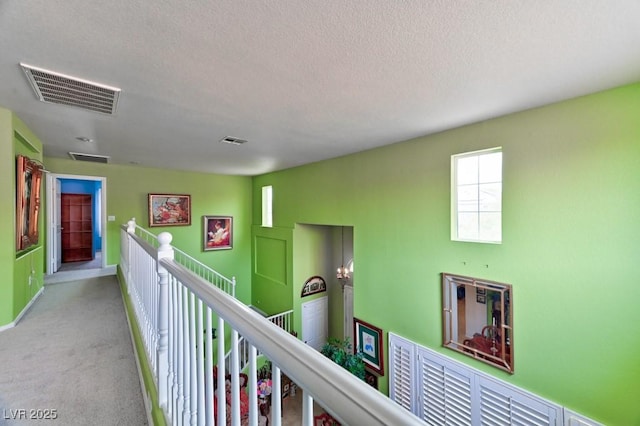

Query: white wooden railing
[225,310,294,373]
[120,219,426,426]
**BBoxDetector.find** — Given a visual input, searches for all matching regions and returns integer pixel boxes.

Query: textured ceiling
[1,1,639,175]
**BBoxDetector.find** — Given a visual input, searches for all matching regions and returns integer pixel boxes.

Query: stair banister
[160,258,427,426]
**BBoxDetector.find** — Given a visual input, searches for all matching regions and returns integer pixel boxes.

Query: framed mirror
[442,273,513,373]
[16,155,43,251]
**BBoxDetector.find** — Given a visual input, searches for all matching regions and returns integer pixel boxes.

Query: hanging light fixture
[337,227,351,281]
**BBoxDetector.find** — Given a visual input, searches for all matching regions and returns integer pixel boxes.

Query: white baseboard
[0,286,45,333]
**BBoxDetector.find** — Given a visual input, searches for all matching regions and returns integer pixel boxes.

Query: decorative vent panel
[20,63,120,114]
[220,136,248,145]
[68,152,110,164]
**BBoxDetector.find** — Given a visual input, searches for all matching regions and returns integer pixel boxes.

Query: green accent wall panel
[251,83,640,425]
[255,236,287,284]
[252,226,292,314]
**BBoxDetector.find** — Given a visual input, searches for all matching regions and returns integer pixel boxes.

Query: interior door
[55,178,62,271]
[301,296,328,351]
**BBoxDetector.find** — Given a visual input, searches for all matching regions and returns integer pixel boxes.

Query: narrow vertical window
[261,185,273,227]
[452,148,502,243]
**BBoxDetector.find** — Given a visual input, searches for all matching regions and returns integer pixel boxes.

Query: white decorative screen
[387,333,598,426]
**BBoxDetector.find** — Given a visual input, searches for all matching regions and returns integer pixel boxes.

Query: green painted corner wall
[0,108,15,325]
[251,83,640,425]
[251,225,293,314]
[43,158,253,304]
[0,107,45,326]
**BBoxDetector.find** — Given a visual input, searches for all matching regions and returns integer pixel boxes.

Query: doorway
[46,173,107,278]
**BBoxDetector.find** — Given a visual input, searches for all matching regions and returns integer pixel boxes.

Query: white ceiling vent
[69,152,110,164]
[20,63,120,114]
[220,136,248,145]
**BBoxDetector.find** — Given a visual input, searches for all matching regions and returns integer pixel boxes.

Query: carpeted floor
[0,276,147,426]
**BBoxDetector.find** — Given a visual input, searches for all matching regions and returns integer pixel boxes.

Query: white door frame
[46,173,107,275]
[343,284,354,345]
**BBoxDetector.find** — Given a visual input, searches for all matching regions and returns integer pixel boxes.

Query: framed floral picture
[354,318,384,375]
[203,216,233,251]
[148,194,191,227]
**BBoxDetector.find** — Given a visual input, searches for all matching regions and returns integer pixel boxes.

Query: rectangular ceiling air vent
[69,152,110,164]
[220,136,248,145]
[20,63,120,115]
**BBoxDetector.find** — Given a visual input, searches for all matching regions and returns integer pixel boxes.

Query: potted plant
[320,338,366,380]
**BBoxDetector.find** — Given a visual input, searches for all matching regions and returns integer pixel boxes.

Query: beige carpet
[0,276,147,426]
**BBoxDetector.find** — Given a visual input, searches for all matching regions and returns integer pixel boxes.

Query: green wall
[252,83,640,425]
[0,108,45,327]
[251,225,293,314]
[43,158,253,304]
[0,108,15,326]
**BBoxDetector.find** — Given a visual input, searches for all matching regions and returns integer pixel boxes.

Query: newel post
[157,231,173,408]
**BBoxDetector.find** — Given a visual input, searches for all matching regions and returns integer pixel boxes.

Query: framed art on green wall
[16,154,44,251]
[203,215,232,251]
[354,318,384,375]
[148,194,191,227]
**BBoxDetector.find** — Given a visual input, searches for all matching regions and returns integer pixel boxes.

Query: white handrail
[121,223,426,426]
[127,218,235,295]
[162,259,426,426]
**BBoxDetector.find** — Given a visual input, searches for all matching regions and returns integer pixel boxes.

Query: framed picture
[354,318,384,375]
[16,155,44,251]
[203,216,233,250]
[364,370,378,389]
[301,276,326,297]
[148,194,191,227]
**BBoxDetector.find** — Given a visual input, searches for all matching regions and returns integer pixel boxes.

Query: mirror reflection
[442,273,513,373]
[16,155,43,251]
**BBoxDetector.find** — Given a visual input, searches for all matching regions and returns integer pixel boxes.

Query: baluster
[166,274,175,419]
[189,291,197,425]
[271,364,281,426]
[196,299,205,426]
[302,393,314,426]
[248,346,258,426]
[182,286,191,425]
[216,317,226,426]
[230,329,240,426]
[171,275,180,424]
[176,281,185,424]
[126,218,135,294]
[205,306,214,426]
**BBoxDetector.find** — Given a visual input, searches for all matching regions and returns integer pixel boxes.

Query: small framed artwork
[148,194,191,227]
[301,276,326,297]
[354,318,384,375]
[364,370,378,389]
[203,216,233,251]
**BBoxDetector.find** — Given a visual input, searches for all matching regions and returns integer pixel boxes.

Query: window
[261,185,273,227]
[452,147,502,243]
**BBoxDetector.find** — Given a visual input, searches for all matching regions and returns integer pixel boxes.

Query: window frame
[261,185,273,228]
[451,147,503,244]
